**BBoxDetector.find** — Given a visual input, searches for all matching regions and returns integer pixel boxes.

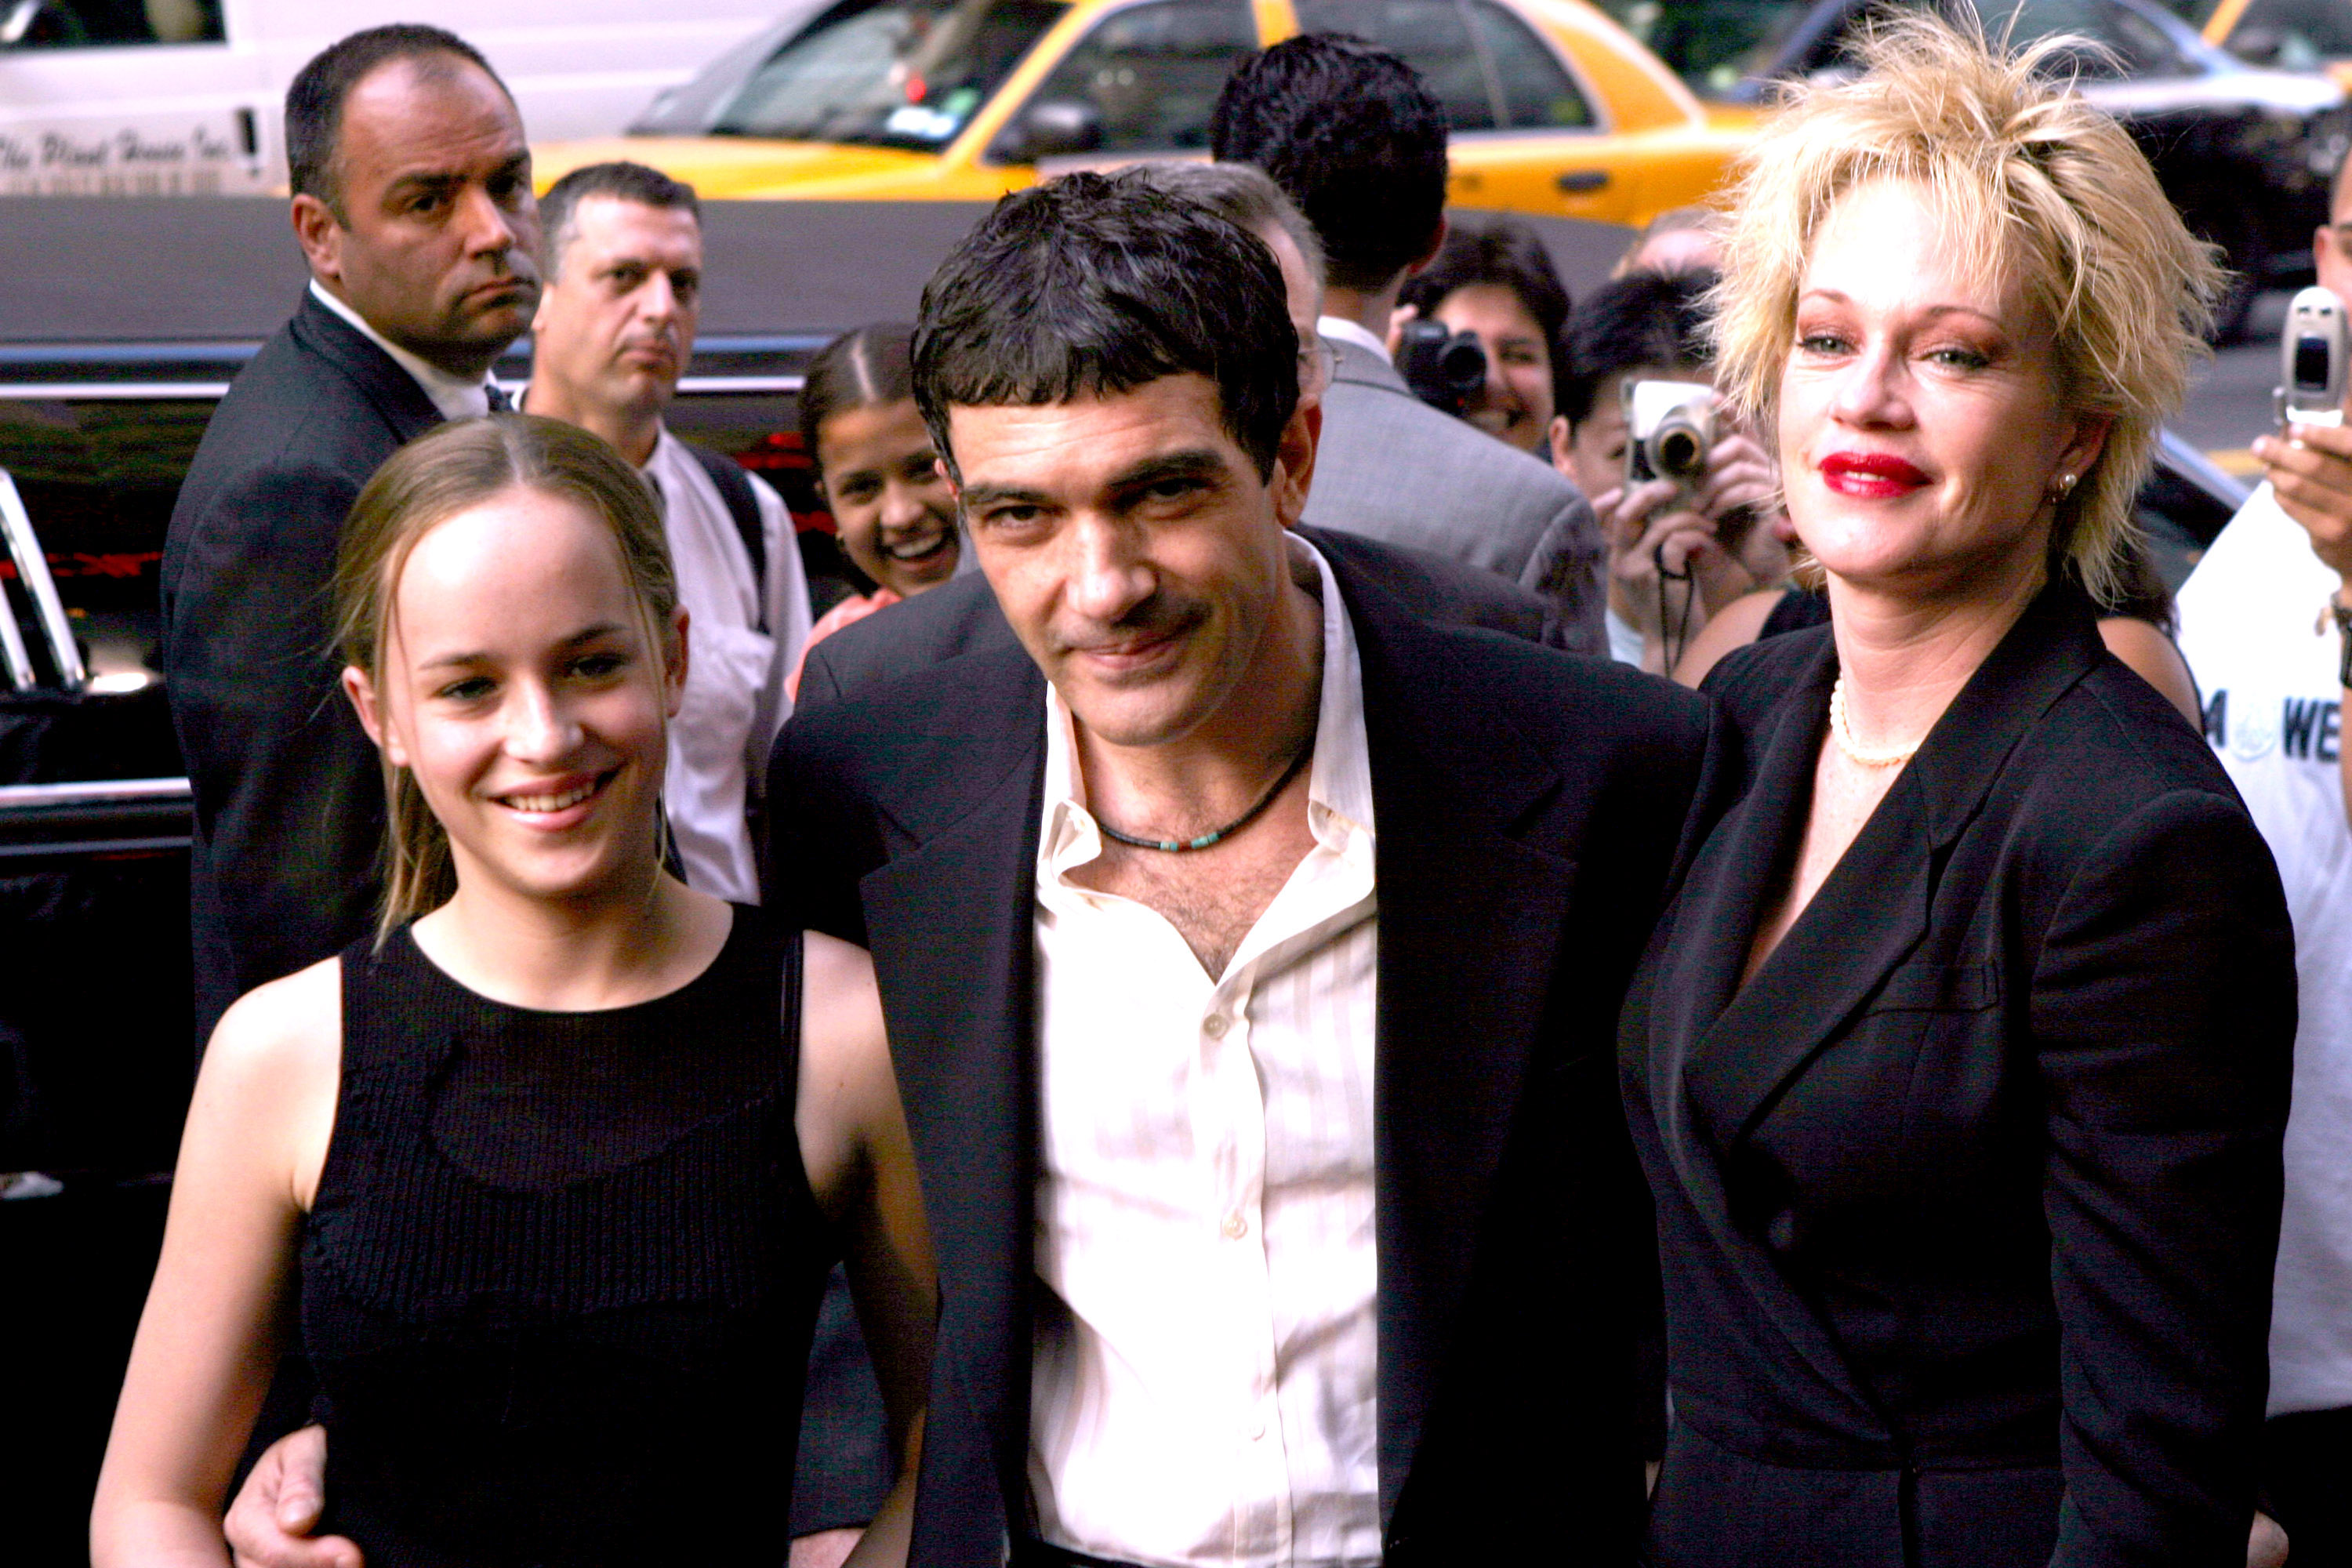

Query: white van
[0,0,788,195]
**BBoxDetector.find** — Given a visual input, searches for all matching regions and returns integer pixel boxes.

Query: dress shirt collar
[641,421,687,482]
[1316,314,1392,368]
[1040,533,1374,889]
[309,279,496,422]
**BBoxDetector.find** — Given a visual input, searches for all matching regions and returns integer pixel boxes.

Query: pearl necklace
[1828,674,1921,768]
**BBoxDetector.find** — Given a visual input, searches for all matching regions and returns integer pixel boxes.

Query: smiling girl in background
[789,324,961,699]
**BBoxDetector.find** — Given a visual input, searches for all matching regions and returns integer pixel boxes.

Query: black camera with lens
[1397,320,1486,415]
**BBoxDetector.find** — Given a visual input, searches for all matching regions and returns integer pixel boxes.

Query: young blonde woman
[1620,16,2294,1566]
[92,416,932,1568]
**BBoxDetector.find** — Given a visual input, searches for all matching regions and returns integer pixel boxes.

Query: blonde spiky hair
[1708,8,2223,607]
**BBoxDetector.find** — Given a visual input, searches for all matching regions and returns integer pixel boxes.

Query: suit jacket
[162,290,442,1046]
[770,548,1713,1565]
[793,524,1570,708]
[1303,337,1606,656]
[1620,583,2294,1568]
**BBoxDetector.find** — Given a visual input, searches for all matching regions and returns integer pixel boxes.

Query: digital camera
[2278,285,2349,430]
[1624,379,1718,489]
[1398,320,1486,416]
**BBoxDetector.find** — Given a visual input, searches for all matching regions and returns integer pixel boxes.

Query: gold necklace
[1828,673,1921,768]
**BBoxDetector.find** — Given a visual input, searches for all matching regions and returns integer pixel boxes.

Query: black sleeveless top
[301,909,833,1566]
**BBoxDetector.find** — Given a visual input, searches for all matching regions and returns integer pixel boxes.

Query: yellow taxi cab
[2199,0,2352,92]
[533,0,1748,227]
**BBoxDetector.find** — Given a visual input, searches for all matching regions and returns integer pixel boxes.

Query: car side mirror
[994,98,1104,164]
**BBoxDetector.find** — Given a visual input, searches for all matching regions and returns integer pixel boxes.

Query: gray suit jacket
[1303,336,1606,655]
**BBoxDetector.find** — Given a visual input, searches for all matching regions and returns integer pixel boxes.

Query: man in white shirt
[162,24,539,1047]
[773,169,1710,1566]
[2176,154,2352,1567]
[521,162,810,903]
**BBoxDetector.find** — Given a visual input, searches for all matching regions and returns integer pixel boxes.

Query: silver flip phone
[2278,285,2349,429]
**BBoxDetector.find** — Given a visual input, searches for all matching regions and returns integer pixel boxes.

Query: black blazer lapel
[1642,630,1930,1439]
[288,288,445,445]
[1338,567,1575,1524]
[1650,581,2113,1438]
[856,645,1048,1559]
[1682,581,2108,1148]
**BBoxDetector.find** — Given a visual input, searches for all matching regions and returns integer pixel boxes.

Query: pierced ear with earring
[2047,471,2078,506]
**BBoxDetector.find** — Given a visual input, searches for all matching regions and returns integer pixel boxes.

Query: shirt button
[1204,1013,1229,1038]
[1221,1211,1248,1240]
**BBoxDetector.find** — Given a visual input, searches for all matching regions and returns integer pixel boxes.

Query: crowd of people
[64,9,2352,1568]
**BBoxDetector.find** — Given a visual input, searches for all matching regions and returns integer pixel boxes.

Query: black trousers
[2265,1406,2352,1567]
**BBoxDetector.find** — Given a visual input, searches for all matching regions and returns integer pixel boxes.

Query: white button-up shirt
[640,426,811,903]
[1029,538,1383,1568]
[1315,314,1393,369]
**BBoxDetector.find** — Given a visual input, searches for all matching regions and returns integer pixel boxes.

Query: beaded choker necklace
[1828,674,1922,769]
[1094,742,1314,853]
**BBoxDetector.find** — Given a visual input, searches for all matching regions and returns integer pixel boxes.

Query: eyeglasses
[1298,338,1335,400]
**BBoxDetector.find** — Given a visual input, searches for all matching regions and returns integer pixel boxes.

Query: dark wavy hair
[1400,217,1571,360]
[913,169,1298,481]
[1210,33,1449,294]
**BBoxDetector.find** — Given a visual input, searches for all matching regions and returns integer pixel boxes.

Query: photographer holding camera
[1548,269,1785,672]
[1392,218,1569,457]
[2172,157,2352,1567]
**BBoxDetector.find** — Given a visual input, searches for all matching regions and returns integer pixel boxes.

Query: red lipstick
[1820,451,1930,499]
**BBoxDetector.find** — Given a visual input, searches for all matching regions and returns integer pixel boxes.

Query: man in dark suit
[772,170,1710,1566]
[1210,34,1609,656]
[162,24,539,1046]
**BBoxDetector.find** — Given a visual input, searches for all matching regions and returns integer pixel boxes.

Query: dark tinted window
[1986,0,2193,76]
[1294,0,1500,130]
[711,0,1063,148]
[1472,0,1592,126]
[2218,0,2352,62]
[1010,0,1258,153]
[0,396,216,667]
[0,0,221,48]
[1591,0,1813,96]
[1293,0,1592,130]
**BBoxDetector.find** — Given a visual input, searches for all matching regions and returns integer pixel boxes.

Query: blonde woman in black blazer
[1621,16,2296,1567]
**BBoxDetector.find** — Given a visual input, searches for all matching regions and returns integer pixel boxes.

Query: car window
[0,0,220,48]
[1007,0,1257,154]
[1294,0,1501,130]
[1975,0,2194,77]
[1472,1,1594,127]
[1591,0,1815,97]
[2225,0,2352,66]
[710,0,1064,149]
